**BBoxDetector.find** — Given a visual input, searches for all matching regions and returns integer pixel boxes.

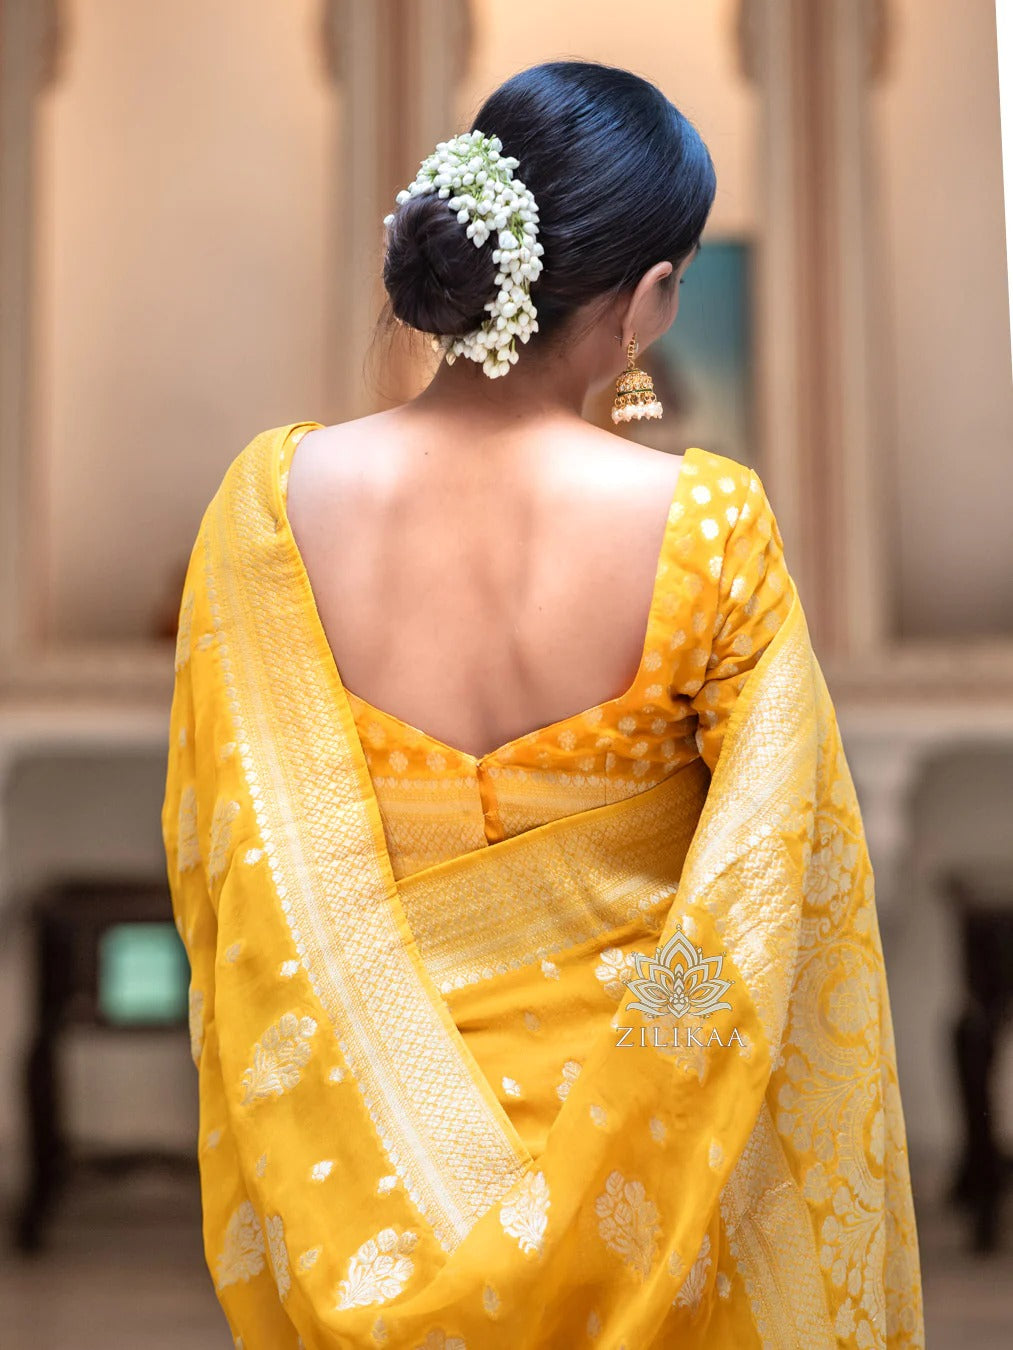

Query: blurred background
[0,1,1011,1346]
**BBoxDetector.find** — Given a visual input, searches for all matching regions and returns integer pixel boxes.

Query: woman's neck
[408,329,616,423]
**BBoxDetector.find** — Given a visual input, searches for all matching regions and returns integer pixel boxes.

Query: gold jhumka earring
[611,333,663,424]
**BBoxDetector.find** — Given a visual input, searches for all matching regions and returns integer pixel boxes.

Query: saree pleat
[162,423,925,1349]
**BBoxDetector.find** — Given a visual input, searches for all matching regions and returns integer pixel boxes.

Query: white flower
[382,127,543,378]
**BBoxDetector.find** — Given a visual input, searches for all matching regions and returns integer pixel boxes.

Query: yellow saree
[162,423,925,1348]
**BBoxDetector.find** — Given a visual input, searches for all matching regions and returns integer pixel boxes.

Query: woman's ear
[618,260,677,349]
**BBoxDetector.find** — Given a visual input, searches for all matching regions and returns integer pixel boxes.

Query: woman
[162,60,924,1349]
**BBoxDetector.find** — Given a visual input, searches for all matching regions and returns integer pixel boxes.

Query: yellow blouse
[277,437,794,883]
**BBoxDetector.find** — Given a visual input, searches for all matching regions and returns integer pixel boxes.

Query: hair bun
[383,193,498,338]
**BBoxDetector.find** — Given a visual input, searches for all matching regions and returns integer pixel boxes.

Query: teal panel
[98,921,189,1025]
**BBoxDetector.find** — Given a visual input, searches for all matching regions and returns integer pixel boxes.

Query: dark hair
[379,59,716,355]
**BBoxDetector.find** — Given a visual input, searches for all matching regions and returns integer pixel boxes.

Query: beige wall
[35,0,337,644]
[869,0,1012,638]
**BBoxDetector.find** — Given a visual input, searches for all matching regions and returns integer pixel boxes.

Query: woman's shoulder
[685,445,757,492]
[209,421,314,506]
[212,420,328,523]
[686,448,781,536]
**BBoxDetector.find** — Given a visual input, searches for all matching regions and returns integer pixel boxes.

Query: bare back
[285,408,685,761]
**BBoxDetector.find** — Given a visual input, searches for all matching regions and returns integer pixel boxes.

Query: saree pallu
[162,425,925,1349]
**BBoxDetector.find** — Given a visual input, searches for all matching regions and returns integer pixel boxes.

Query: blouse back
[278,433,791,880]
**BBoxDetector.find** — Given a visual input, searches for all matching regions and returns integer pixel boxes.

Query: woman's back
[281,416,793,878]
[285,408,689,762]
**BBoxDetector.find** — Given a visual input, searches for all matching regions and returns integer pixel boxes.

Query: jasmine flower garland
[383,129,545,378]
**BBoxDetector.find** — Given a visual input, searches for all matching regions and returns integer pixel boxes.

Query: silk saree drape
[162,424,925,1349]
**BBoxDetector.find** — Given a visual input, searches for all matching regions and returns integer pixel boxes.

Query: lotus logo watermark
[624,927,733,1018]
[614,925,746,1051]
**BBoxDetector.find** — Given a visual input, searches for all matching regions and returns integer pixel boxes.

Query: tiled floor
[0,1167,1010,1348]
